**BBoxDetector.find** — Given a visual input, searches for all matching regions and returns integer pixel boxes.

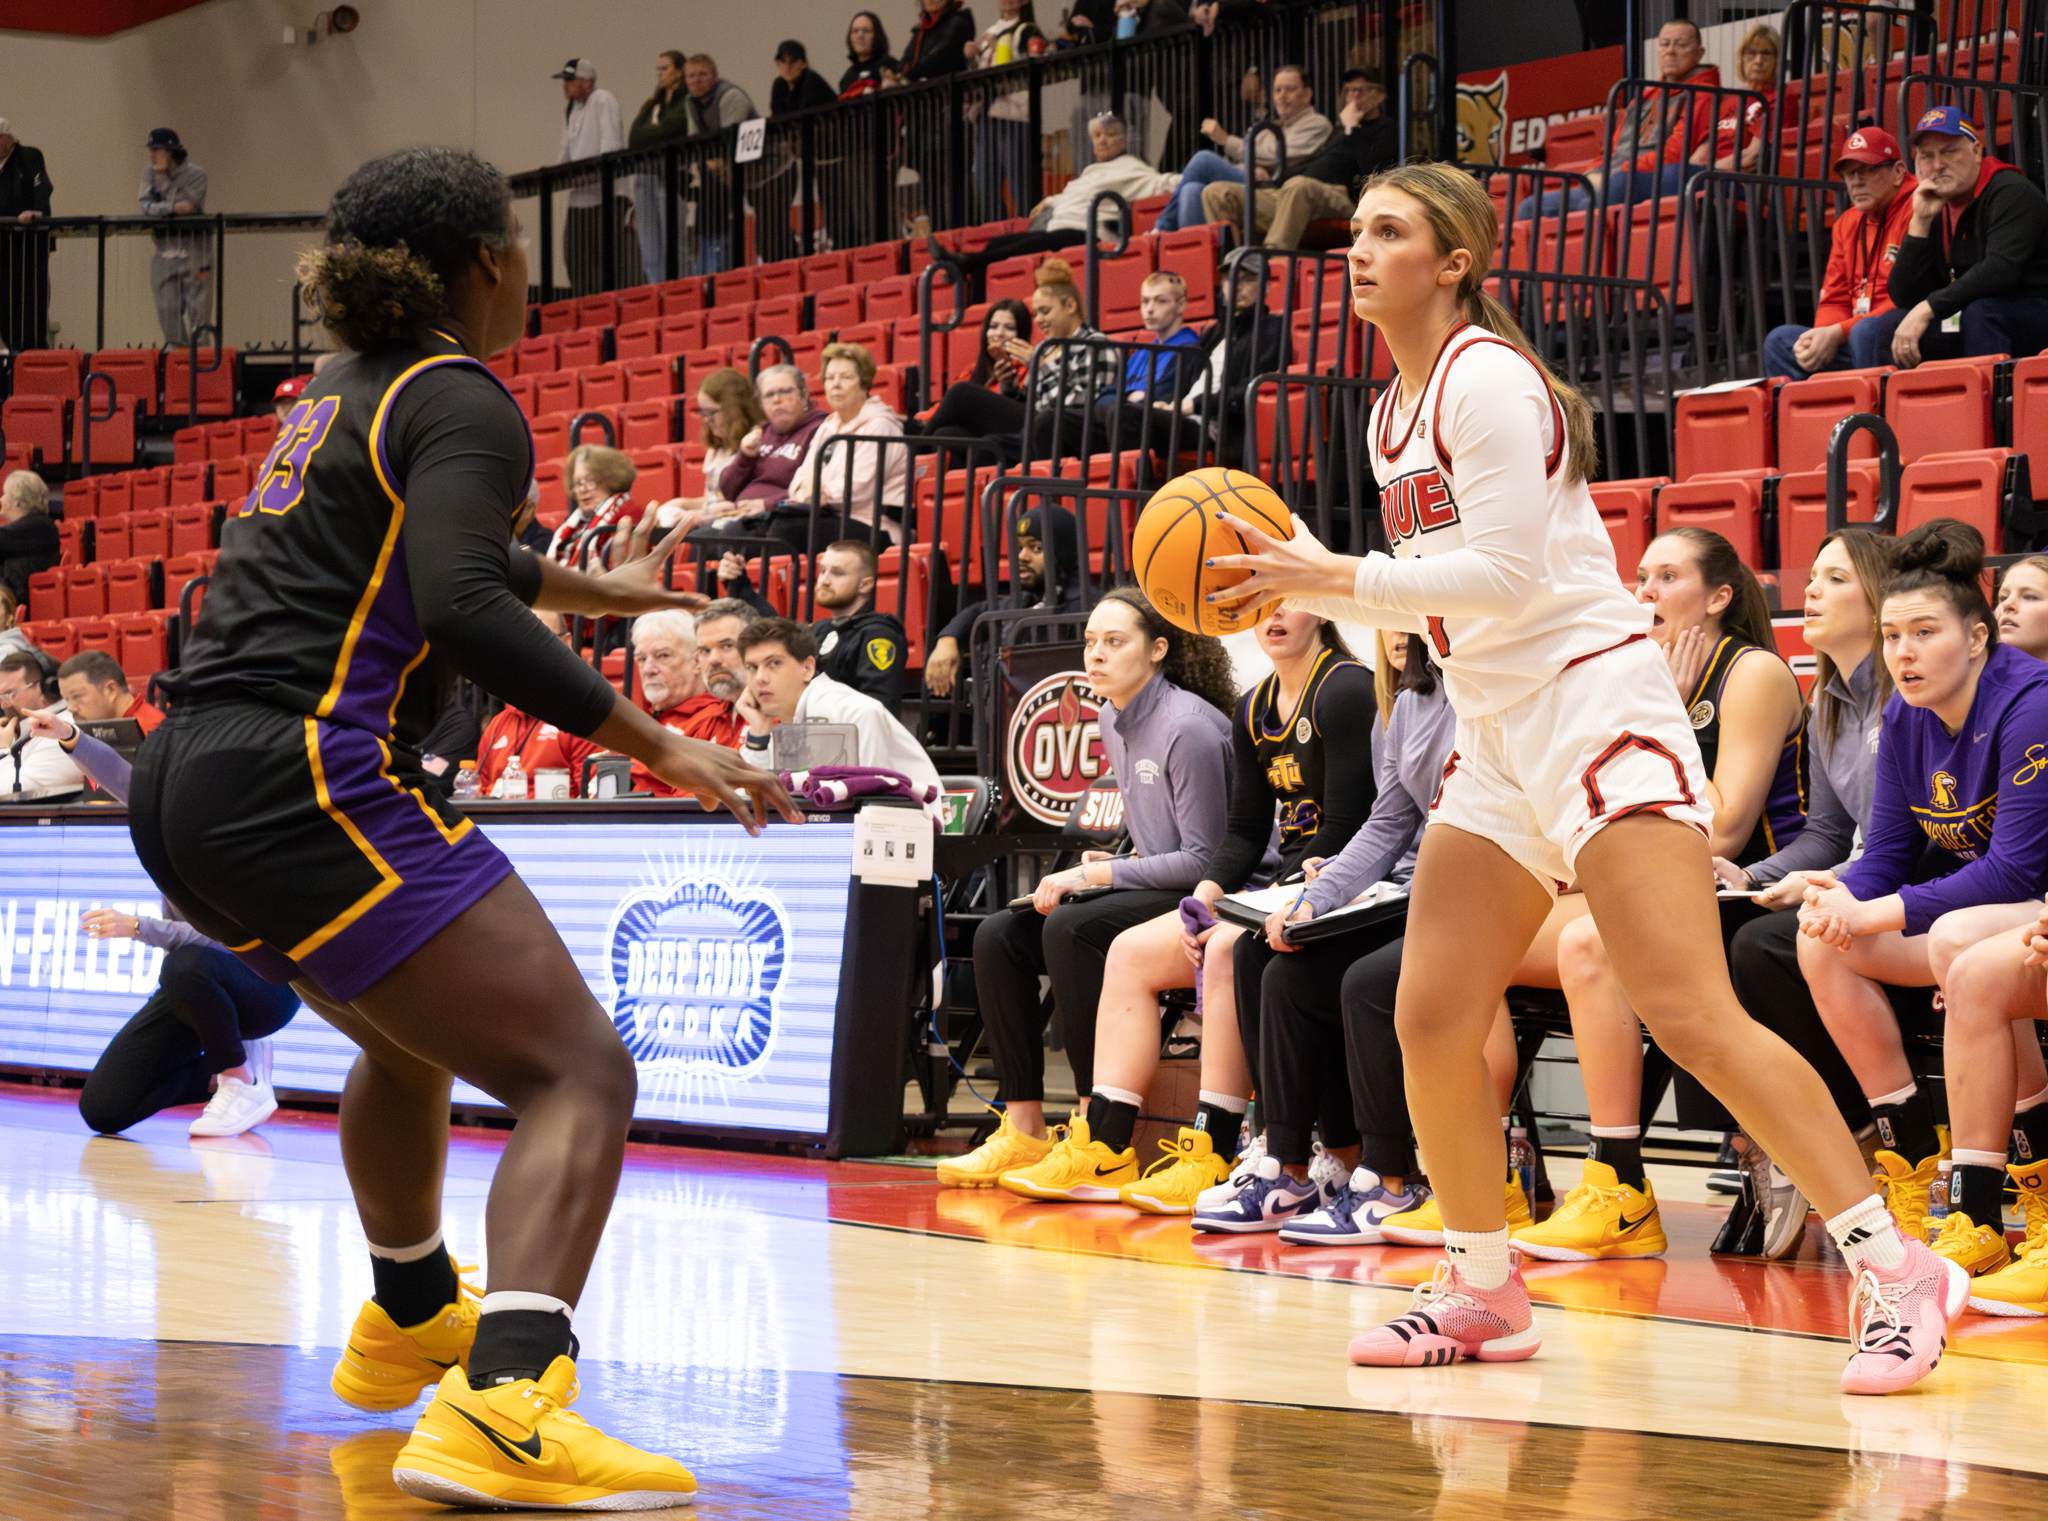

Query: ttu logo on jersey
[603,874,791,1078]
[1007,673,1106,825]
[1379,468,1461,547]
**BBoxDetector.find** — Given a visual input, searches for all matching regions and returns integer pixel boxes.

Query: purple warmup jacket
[1841,641,2048,934]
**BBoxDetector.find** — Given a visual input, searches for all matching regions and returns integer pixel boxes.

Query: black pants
[1336,932,1421,1177]
[974,889,1183,1102]
[78,944,302,1135]
[1245,914,1412,1169]
[1728,906,1890,1131]
[948,229,1086,296]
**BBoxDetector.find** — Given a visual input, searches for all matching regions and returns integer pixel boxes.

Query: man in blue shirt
[1092,270,1205,467]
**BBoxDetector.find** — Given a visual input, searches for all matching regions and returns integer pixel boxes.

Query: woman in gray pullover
[946,588,1238,1187]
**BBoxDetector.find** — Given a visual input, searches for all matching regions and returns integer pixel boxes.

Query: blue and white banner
[0,817,854,1137]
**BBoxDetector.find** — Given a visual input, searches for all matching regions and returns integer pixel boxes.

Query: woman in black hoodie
[902,0,979,79]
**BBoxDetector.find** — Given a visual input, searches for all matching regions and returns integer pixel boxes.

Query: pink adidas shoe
[1348,1250,1542,1367]
[1840,1232,1970,1396]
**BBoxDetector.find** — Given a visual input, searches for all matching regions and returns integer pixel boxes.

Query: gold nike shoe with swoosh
[1511,1160,1669,1261]
[392,1356,697,1510]
[997,1116,1137,1201]
[330,1259,482,1411]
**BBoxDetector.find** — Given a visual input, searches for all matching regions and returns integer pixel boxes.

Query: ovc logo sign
[604,874,791,1078]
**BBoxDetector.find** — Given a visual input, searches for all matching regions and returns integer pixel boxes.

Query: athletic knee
[1555,915,1610,997]
[156,944,211,997]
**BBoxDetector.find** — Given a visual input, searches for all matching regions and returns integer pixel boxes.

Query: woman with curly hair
[129,145,794,1507]
[945,587,1240,1186]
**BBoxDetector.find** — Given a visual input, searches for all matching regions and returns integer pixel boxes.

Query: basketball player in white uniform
[1208,163,1964,1394]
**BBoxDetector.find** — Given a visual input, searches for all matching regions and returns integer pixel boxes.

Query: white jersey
[1288,323,1648,716]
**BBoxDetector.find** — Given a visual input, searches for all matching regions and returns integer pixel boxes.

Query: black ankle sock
[1949,1163,2008,1224]
[1193,1102,1243,1162]
[2014,1105,2048,1166]
[468,1310,577,1390]
[1870,1088,1940,1163]
[1587,1134,1645,1191]
[1086,1092,1139,1154]
[370,1250,459,1330]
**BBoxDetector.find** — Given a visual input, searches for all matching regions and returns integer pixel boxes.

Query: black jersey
[1205,650,1379,890]
[1686,635,1808,866]
[166,329,615,747]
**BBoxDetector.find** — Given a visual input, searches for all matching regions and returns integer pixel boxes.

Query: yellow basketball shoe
[1929,1211,2012,1277]
[392,1358,696,1511]
[330,1261,481,1412]
[1121,1127,1232,1215]
[1871,1148,1945,1244]
[997,1116,1136,1201]
[1511,1161,1668,1261]
[936,1107,1054,1188]
[1379,1174,1534,1247]
[2011,1158,2048,1258]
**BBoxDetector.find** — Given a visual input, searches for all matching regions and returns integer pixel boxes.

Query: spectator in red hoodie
[1763,128,1916,378]
[474,612,601,796]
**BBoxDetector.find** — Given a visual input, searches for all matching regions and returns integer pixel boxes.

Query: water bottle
[496,756,529,800]
[1508,1126,1536,1205]
[1927,1159,1952,1239]
[450,761,480,800]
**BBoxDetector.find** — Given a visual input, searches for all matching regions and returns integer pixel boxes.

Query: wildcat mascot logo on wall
[605,873,791,1079]
[1458,73,1508,164]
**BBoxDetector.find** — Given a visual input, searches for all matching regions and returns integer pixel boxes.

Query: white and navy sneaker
[1195,1133,1267,1214]
[1279,1167,1426,1246]
[188,1073,278,1137]
[1307,1142,1349,1199]
[1192,1155,1319,1234]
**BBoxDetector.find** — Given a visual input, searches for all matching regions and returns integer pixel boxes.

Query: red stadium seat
[505,374,541,419]
[105,558,158,614]
[1131,193,1170,236]
[1884,354,2001,463]
[56,517,87,568]
[27,569,66,624]
[985,256,1041,304]
[71,395,138,466]
[1094,252,1155,332]
[130,467,170,513]
[836,322,892,363]
[1775,463,1879,578]
[533,371,580,416]
[94,513,132,563]
[1899,448,2026,546]
[116,613,171,682]
[204,421,244,460]
[616,287,662,325]
[533,459,568,527]
[128,509,171,561]
[705,304,754,348]
[615,318,662,361]
[530,415,570,460]
[658,278,705,315]
[1777,368,1890,475]
[1656,470,1769,569]
[96,474,134,519]
[863,276,918,322]
[73,616,119,662]
[873,544,939,666]
[13,349,83,397]
[712,269,758,307]
[1674,382,1778,481]
[172,425,207,464]
[4,439,42,473]
[90,349,162,415]
[575,294,620,330]
[1588,477,1666,581]
[628,449,679,502]
[162,348,238,416]
[754,261,802,300]
[2,396,66,466]
[168,505,212,557]
[168,461,213,506]
[537,299,578,334]
[162,554,208,612]
[676,346,736,395]
[802,252,853,293]
[514,335,560,375]
[754,294,805,341]
[619,401,678,450]
[1157,227,1220,320]
[778,330,829,375]
[570,408,620,449]
[485,351,516,380]
[66,476,103,522]
[579,363,628,409]
[659,312,709,353]
[850,243,902,284]
[212,458,256,505]
[241,414,279,462]
[621,356,680,403]
[22,620,77,661]
[558,327,609,370]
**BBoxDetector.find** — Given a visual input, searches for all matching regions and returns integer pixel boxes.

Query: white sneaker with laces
[1307,1142,1348,1202]
[189,1074,278,1137]
[1195,1133,1266,1213]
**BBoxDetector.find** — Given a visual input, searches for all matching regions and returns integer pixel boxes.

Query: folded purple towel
[781,765,939,808]
[1179,896,1216,1018]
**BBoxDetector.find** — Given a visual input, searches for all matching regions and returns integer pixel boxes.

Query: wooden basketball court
[3,1083,2044,1518]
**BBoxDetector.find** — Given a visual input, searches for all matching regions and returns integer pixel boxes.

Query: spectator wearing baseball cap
[1762,128,1917,379]
[140,128,211,346]
[271,373,310,423]
[552,58,633,297]
[1854,106,2048,369]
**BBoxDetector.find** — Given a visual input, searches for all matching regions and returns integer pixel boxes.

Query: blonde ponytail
[1366,162,1601,485]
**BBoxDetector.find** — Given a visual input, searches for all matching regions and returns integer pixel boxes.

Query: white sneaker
[1307,1142,1348,1202]
[189,1074,278,1137]
[1195,1133,1267,1213]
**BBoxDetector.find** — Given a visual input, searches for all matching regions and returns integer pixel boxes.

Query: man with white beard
[630,602,756,796]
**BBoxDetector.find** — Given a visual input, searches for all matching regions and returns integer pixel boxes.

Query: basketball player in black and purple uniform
[129,147,794,1511]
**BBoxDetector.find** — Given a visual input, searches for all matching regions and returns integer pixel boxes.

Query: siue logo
[603,873,791,1079]
[1379,468,1460,547]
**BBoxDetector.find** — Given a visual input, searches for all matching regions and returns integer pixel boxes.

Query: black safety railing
[1770,3,1941,185]
[1686,168,1846,386]
[1018,331,1204,488]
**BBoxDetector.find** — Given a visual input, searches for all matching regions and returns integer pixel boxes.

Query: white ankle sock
[479,1291,574,1320]
[1588,1124,1640,1138]
[1953,1148,2006,1169]
[1092,1085,1144,1109]
[366,1229,444,1263]
[1443,1226,1513,1290]
[2016,1084,2048,1113]
[1197,1089,1248,1114]
[1827,1194,1907,1271]
[1866,1079,1918,1109]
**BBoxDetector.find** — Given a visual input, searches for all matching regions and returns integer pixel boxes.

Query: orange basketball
[1131,468,1296,636]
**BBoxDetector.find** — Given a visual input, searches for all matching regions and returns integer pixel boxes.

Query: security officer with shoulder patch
[723,537,910,705]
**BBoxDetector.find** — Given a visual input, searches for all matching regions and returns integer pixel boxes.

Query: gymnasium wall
[0,0,864,218]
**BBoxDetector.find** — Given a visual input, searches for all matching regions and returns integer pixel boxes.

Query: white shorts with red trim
[1425,636,1713,894]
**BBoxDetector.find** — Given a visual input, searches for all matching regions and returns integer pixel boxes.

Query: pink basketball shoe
[1348,1250,1542,1367]
[1840,1232,1970,1396]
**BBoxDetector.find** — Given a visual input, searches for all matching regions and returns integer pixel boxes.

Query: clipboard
[1009,885,1117,911]
[1214,880,1410,942]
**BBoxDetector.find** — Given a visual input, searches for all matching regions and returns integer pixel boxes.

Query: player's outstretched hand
[647,733,802,834]
[1204,513,1355,611]
[595,515,710,615]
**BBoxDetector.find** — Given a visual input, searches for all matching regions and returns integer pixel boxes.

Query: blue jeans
[1158,150,1245,233]
[634,173,669,284]
[1514,162,1700,221]
[1850,294,2048,371]
[1763,323,1857,380]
